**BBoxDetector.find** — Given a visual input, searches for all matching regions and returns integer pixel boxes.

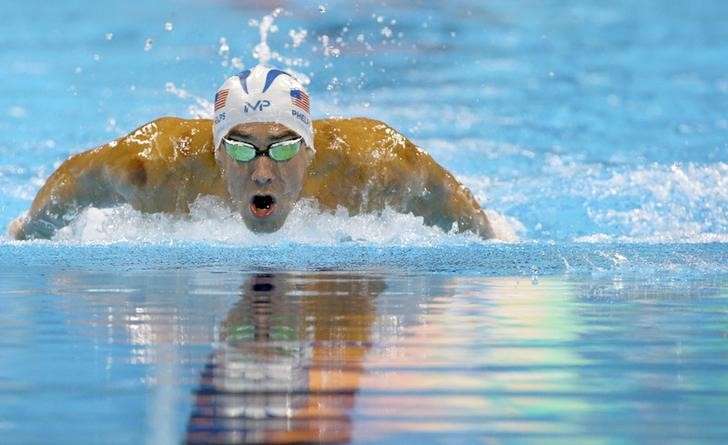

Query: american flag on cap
[214,89,229,112]
[290,89,310,113]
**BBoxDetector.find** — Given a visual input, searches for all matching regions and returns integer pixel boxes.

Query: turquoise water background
[0,0,727,443]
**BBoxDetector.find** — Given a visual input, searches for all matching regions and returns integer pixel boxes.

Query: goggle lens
[224,139,256,162]
[269,138,302,162]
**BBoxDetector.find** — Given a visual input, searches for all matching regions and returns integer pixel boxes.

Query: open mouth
[249,195,276,218]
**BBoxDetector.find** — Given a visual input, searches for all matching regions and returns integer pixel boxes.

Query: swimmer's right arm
[8,117,212,240]
[9,147,122,240]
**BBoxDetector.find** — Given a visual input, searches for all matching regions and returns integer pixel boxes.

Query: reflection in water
[4,269,725,443]
[186,273,384,444]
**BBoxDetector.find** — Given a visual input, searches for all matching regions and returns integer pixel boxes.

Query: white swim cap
[212,65,314,152]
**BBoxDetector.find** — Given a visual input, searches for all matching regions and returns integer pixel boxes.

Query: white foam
[573,232,728,244]
[580,162,728,243]
[51,197,516,246]
[485,209,524,242]
[462,158,728,244]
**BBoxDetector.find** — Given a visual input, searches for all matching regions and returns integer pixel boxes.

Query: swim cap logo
[213,65,314,151]
[243,100,271,112]
[262,69,291,93]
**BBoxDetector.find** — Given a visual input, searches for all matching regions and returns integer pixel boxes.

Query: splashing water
[252,7,282,66]
[246,8,310,82]
[49,197,518,245]
[163,82,213,118]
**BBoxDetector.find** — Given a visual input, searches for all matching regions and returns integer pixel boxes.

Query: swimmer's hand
[8,216,28,240]
[8,215,60,240]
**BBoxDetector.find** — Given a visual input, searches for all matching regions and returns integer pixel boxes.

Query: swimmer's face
[216,122,313,233]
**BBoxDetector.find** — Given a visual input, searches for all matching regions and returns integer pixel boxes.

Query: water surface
[2,263,727,444]
[1,0,727,443]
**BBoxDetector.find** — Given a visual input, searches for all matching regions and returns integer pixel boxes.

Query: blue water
[1,0,727,443]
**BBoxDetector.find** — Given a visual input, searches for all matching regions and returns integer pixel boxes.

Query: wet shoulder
[86,117,219,194]
[312,117,424,169]
[109,117,214,163]
[304,117,432,207]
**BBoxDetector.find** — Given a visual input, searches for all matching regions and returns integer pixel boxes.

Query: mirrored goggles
[223,137,302,162]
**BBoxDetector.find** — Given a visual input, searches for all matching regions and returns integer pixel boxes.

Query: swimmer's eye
[268,138,302,162]
[224,138,257,162]
[223,137,302,162]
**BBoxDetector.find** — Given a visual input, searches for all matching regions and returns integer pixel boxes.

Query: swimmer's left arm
[311,118,496,239]
[360,119,495,239]
[399,142,495,239]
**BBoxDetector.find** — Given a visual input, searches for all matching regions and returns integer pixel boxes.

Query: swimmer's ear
[303,143,315,165]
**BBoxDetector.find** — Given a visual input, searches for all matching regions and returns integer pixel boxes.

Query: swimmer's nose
[251,157,274,187]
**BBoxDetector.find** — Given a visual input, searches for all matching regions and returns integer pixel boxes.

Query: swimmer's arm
[401,149,495,239]
[7,117,213,240]
[9,147,122,240]
[318,117,496,239]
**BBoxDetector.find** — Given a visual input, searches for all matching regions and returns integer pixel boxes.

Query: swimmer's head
[212,65,314,233]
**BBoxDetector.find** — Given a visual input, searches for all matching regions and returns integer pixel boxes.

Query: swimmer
[8,65,495,240]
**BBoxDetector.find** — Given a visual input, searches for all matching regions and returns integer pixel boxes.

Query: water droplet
[164,22,173,32]
[231,57,244,70]
[218,37,229,57]
[318,5,327,14]
[105,32,113,41]
[289,29,308,48]
[93,54,101,61]
[381,27,392,38]
[144,38,153,51]
[7,106,27,119]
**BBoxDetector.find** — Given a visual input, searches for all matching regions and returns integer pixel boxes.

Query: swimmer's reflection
[186,272,383,444]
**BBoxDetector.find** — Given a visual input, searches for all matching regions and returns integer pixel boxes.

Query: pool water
[1,0,727,443]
